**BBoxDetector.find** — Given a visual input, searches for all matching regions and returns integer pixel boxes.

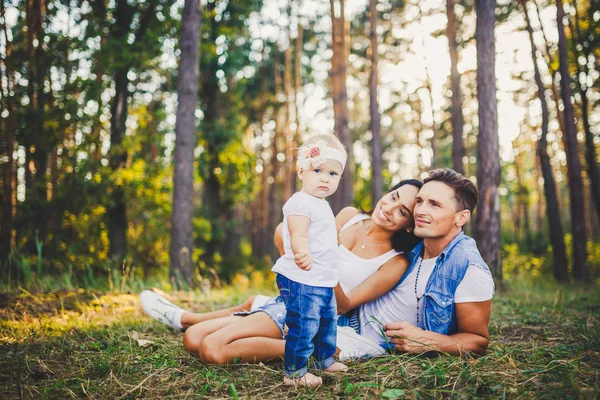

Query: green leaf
[381,388,406,399]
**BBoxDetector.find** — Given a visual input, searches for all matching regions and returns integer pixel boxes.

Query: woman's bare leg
[183,315,246,352]
[180,295,256,328]
[196,312,285,364]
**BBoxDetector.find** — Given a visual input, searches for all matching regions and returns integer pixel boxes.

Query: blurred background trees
[1,0,598,290]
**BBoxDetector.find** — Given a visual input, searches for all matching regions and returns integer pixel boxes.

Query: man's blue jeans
[276,274,337,378]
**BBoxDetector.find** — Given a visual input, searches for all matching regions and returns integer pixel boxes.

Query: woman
[141,179,422,364]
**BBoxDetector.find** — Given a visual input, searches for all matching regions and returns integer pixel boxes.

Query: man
[360,168,494,355]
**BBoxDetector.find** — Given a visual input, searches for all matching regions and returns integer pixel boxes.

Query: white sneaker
[140,290,184,330]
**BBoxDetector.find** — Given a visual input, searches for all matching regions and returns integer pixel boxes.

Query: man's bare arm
[383,300,492,355]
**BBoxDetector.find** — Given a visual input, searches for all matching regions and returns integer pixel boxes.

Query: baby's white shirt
[271,191,338,287]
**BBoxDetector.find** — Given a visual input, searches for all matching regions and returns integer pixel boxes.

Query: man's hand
[294,251,313,271]
[383,321,432,353]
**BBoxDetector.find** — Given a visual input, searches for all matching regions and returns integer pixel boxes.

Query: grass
[0,280,598,399]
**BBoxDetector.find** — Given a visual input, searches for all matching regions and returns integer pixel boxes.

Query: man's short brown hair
[424,169,478,213]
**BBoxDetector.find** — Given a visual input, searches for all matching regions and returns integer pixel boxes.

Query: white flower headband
[296,139,347,171]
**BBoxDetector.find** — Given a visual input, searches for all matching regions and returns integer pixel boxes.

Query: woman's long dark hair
[363,179,423,253]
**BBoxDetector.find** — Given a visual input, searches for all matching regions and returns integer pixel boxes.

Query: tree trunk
[369,0,383,206]
[106,1,138,263]
[0,0,14,261]
[292,14,303,195]
[513,147,532,252]
[107,68,129,263]
[415,3,438,169]
[556,0,589,282]
[0,107,14,263]
[283,1,296,202]
[446,0,465,175]
[412,96,426,174]
[251,57,270,259]
[170,0,201,289]
[200,1,224,266]
[329,0,352,213]
[533,163,545,250]
[267,58,285,261]
[0,120,14,262]
[24,0,49,250]
[533,1,567,149]
[474,0,502,283]
[571,7,600,229]
[47,148,58,233]
[521,0,568,281]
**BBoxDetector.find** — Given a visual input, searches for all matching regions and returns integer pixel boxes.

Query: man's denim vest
[397,232,492,335]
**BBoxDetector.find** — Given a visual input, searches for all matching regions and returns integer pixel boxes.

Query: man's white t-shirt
[271,191,339,287]
[359,257,494,343]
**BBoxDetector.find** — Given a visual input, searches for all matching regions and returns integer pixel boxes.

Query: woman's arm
[274,207,360,256]
[336,255,409,314]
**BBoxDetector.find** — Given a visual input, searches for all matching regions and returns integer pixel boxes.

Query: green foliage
[2,0,599,291]
[502,236,600,284]
[502,243,548,279]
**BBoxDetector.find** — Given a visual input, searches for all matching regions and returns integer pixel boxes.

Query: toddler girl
[272,134,349,386]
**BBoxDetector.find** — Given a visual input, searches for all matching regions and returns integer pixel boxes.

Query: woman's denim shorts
[233,294,364,340]
[233,296,287,338]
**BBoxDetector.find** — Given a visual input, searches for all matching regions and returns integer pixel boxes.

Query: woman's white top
[337,214,403,293]
[272,191,339,287]
[256,213,402,310]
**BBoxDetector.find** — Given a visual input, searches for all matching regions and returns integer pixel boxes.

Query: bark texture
[170,0,201,288]
[556,0,589,282]
[329,0,353,213]
[474,0,502,283]
[447,0,465,175]
[520,0,568,282]
[369,0,383,205]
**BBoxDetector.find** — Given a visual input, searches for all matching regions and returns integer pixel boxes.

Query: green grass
[0,280,598,399]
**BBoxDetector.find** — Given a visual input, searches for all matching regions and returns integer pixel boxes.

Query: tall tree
[283,0,297,201]
[369,0,383,204]
[22,0,51,250]
[198,0,261,272]
[170,0,201,288]
[520,0,568,281]
[104,0,163,263]
[415,3,439,170]
[474,0,501,283]
[533,0,567,143]
[513,144,532,252]
[446,0,465,175]
[0,0,15,261]
[571,6,600,228]
[330,0,353,213]
[556,0,589,282]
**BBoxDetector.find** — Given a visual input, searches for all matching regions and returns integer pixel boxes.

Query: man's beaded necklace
[414,257,425,327]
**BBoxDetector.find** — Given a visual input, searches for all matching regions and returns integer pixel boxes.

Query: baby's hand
[294,252,313,271]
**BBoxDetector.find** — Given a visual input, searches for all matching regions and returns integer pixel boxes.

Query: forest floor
[0,280,598,399]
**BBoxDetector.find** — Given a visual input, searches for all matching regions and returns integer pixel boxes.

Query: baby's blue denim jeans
[276,274,337,378]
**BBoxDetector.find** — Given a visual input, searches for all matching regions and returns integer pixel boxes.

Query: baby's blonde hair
[302,134,347,155]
